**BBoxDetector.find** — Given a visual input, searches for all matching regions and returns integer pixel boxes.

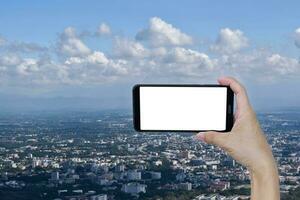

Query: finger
[195,131,229,149]
[217,76,251,112]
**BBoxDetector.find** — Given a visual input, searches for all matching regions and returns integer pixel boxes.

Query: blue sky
[1,0,299,45]
[0,0,300,111]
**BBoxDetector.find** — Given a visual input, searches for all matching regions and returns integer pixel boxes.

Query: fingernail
[195,133,205,142]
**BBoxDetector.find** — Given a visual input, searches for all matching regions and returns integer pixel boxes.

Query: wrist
[250,160,280,200]
[251,163,278,183]
[250,157,278,180]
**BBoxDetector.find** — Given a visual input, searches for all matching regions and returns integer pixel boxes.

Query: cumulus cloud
[136,17,193,46]
[113,37,148,58]
[295,28,300,48]
[266,54,299,75]
[65,51,109,65]
[164,47,214,68]
[57,27,91,57]
[64,50,129,83]
[213,49,300,82]
[16,58,39,76]
[0,17,299,86]
[211,28,248,54]
[97,23,111,35]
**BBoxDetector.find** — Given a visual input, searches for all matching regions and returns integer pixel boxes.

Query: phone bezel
[132,84,234,132]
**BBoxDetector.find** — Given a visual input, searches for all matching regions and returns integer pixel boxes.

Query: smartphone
[132,84,234,132]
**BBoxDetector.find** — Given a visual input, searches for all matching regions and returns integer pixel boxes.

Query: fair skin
[195,77,280,200]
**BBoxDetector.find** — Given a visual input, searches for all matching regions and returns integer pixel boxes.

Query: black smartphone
[132,84,234,132]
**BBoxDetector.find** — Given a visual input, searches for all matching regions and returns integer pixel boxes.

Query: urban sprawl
[0,111,299,200]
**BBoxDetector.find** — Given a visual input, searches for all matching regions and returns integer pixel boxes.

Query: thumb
[195,131,229,149]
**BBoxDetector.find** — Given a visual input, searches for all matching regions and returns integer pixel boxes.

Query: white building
[122,182,146,194]
[212,165,218,170]
[32,159,41,168]
[178,182,192,191]
[90,194,107,200]
[193,194,223,200]
[127,170,141,180]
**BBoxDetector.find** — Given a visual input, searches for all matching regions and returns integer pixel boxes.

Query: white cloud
[211,28,248,54]
[213,49,300,82]
[65,51,109,65]
[0,36,46,53]
[0,54,21,66]
[64,50,129,83]
[97,23,111,35]
[16,58,39,76]
[57,27,91,57]
[295,28,300,48]
[164,47,214,68]
[150,47,167,57]
[0,18,300,86]
[136,17,193,46]
[113,37,148,58]
[266,54,299,75]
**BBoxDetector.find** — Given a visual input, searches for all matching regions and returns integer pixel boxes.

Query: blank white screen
[139,87,227,131]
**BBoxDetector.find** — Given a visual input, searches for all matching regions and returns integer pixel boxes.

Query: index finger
[218,76,251,113]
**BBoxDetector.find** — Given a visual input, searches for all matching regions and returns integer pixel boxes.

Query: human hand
[195,77,279,199]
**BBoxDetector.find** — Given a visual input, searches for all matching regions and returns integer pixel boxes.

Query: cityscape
[0,110,299,200]
[1,0,300,200]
